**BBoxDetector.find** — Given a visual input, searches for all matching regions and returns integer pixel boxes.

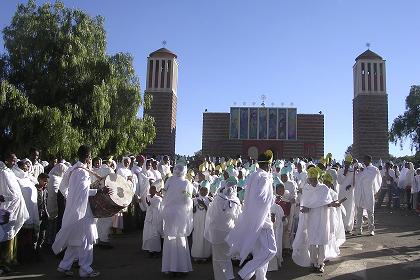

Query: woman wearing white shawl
[354,155,382,236]
[13,161,40,261]
[161,159,194,275]
[225,151,276,280]
[0,153,29,269]
[337,155,356,233]
[46,163,68,245]
[205,176,241,280]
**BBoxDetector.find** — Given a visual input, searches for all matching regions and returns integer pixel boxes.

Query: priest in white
[0,153,29,270]
[225,150,276,280]
[354,155,382,236]
[161,158,194,275]
[53,145,112,278]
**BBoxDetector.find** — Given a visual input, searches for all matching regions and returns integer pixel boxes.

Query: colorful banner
[278,108,287,139]
[258,108,267,139]
[268,108,277,139]
[230,107,239,139]
[249,108,258,139]
[240,108,249,139]
[287,108,297,140]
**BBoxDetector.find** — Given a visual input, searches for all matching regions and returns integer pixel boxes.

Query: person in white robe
[337,154,356,233]
[205,176,241,280]
[226,150,276,280]
[280,167,298,251]
[151,160,163,181]
[29,149,44,180]
[292,167,340,273]
[13,161,40,261]
[158,156,172,179]
[93,161,115,248]
[161,158,194,275]
[268,178,285,272]
[0,153,29,271]
[140,183,163,256]
[53,145,112,278]
[46,163,68,245]
[354,155,382,236]
[191,180,212,261]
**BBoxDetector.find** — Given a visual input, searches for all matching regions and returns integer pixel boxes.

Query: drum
[89,173,134,218]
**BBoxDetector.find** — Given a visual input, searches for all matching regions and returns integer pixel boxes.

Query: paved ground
[2,207,420,280]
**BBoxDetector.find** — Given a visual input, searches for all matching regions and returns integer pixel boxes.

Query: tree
[389,86,420,152]
[345,145,352,156]
[0,1,155,159]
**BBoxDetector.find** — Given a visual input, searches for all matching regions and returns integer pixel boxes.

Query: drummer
[52,145,112,278]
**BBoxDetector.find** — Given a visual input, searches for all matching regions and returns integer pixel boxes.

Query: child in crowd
[35,173,49,254]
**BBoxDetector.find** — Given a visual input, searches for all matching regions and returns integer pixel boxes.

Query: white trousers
[309,245,325,267]
[238,228,276,280]
[97,217,112,242]
[212,242,234,280]
[58,238,93,274]
[355,207,374,232]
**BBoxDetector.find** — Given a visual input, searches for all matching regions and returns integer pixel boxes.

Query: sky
[1,0,419,159]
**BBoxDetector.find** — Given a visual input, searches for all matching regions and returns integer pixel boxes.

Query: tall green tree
[0,0,155,159]
[389,85,420,152]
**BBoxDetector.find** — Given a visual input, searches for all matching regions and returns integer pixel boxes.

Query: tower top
[149,47,177,58]
[355,49,383,61]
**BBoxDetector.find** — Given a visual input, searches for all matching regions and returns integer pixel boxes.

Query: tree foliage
[0,0,155,159]
[389,85,420,152]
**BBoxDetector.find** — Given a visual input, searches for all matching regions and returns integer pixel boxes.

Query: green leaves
[389,85,420,152]
[0,1,155,159]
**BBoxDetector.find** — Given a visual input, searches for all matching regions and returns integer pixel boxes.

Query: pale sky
[1,0,418,159]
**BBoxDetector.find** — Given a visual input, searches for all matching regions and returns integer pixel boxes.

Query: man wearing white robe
[0,153,29,271]
[53,145,112,277]
[354,155,382,236]
[225,151,276,280]
[280,168,298,250]
[161,159,194,275]
[158,155,171,179]
[292,168,339,273]
[337,155,356,233]
[205,176,241,280]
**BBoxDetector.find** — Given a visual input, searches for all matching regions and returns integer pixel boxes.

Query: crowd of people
[0,145,419,279]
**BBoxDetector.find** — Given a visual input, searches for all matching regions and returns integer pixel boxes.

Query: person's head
[323,173,334,189]
[77,145,92,164]
[416,168,420,175]
[405,162,410,169]
[123,157,131,168]
[149,185,157,196]
[198,172,205,182]
[307,167,319,187]
[281,173,289,183]
[276,182,285,196]
[317,162,326,171]
[92,157,101,169]
[136,155,145,166]
[223,170,229,180]
[152,160,158,170]
[297,162,303,173]
[276,166,281,173]
[29,148,40,163]
[17,160,29,172]
[37,173,49,189]
[378,165,383,170]
[199,186,209,197]
[363,155,372,167]
[163,155,169,165]
[5,152,17,169]
[145,159,152,170]
[238,170,243,180]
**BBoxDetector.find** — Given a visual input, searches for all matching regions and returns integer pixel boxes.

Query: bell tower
[143,47,178,157]
[352,48,389,161]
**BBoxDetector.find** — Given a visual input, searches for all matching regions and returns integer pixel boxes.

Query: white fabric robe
[52,162,98,254]
[268,203,285,271]
[354,165,382,213]
[13,167,39,230]
[46,163,67,219]
[325,188,346,261]
[161,175,194,273]
[0,168,29,241]
[191,196,212,259]
[140,195,163,252]
[292,183,333,267]
[337,167,356,231]
[225,168,275,264]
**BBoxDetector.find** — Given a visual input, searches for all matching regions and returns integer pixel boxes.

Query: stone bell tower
[352,48,389,161]
[143,47,178,158]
